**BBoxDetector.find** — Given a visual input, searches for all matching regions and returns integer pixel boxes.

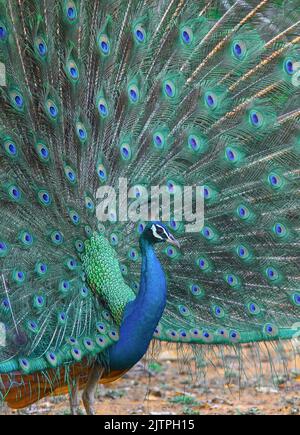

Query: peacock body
[0,0,300,414]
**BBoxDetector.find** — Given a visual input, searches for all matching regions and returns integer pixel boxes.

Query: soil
[1,344,300,415]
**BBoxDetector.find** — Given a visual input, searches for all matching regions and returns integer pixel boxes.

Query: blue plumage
[110,224,170,371]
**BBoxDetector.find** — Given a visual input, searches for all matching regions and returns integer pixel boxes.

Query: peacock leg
[82,364,103,416]
[69,377,81,415]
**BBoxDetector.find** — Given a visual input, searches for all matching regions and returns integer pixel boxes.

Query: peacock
[0,0,300,416]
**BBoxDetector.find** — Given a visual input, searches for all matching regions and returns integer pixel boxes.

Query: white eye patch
[151,224,169,240]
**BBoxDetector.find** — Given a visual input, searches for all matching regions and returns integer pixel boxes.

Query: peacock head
[142,222,180,248]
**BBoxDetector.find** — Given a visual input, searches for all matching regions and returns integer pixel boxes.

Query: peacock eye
[156,226,164,235]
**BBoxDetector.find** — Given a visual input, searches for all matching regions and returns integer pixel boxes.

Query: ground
[1,344,300,415]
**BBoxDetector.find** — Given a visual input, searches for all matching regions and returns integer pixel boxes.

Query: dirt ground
[1,344,300,415]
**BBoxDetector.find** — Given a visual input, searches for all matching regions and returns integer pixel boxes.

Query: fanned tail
[0,0,299,408]
[103,0,300,348]
[0,0,123,398]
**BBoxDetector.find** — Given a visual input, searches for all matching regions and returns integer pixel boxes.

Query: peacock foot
[69,378,81,415]
[82,391,96,416]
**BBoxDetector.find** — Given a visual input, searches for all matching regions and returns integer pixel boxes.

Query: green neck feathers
[82,233,135,325]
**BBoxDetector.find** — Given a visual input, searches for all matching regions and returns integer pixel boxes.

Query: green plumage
[0,0,299,409]
[83,233,135,325]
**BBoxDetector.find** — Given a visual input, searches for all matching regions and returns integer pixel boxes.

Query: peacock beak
[167,234,180,249]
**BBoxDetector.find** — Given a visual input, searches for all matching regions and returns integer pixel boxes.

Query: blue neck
[109,237,167,370]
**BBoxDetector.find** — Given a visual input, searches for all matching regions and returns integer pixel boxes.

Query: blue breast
[109,240,167,371]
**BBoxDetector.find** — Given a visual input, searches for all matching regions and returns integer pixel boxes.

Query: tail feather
[1,363,127,410]
[0,0,299,404]
[106,0,300,346]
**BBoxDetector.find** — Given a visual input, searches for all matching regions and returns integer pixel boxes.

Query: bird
[0,0,300,416]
